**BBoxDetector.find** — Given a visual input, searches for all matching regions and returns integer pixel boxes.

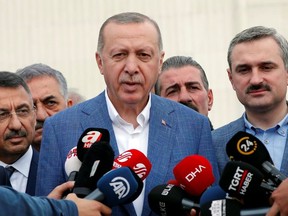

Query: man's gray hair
[155,56,209,95]
[16,63,68,99]
[97,12,163,53]
[227,26,288,70]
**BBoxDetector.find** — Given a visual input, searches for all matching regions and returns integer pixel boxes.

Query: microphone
[219,161,273,207]
[73,140,115,198]
[85,167,143,207]
[64,146,82,181]
[199,185,227,208]
[226,131,286,186]
[113,149,152,180]
[199,185,244,216]
[173,155,215,196]
[148,184,200,215]
[200,198,242,216]
[76,128,110,162]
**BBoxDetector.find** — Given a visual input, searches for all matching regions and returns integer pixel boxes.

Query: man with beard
[0,71,39,195]
[155,56,214,129]
[16,63,72,151]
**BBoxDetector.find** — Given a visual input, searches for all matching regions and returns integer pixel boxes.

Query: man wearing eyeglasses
[0,71,38,196]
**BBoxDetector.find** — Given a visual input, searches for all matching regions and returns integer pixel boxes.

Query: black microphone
[77,128,110,162]
[148,184,200,216]
[226,131,286,186]
[73,140,115,198]
[85,167,143,207]
[219,161,273,208]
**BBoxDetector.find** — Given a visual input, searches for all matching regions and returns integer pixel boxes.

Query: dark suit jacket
[0,148,38,196]
[212,116,288,176]
[36,92,219,216]
[26,148,39,195]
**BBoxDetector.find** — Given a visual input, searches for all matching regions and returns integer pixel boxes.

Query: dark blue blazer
[26,148,39,196]
[36,92,219,216]
[212,116,288,176]
[0,148,38,195]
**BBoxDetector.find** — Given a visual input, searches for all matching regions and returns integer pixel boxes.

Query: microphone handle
[240,207,270,216]
[68,171,78,181]
[262,161,286,186]
[84,188,105,201]
[182,198,200,210]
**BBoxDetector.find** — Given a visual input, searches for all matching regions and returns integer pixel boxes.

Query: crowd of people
[0,11,287,216]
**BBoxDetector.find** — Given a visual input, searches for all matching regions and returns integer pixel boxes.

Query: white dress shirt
[0,145,33,193]
[105,90,151,216]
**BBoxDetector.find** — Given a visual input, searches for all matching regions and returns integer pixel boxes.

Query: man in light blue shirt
[212,26,288,214]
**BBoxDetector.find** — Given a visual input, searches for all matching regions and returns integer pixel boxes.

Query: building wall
[0,0,287,128]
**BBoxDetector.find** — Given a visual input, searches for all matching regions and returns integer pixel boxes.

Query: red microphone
[113,149,152,180]
[173,155,215,196]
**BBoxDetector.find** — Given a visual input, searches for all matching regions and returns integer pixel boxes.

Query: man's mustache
[5,130,27,140]
[246,84,271,94]
[35,121,44,130]
[180,102,199,112]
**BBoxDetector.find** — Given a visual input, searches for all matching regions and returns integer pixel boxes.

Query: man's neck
[245,102,288,130]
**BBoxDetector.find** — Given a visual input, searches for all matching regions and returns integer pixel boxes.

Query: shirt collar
[105,89,151,128]
[244,113,288,131]
[0,145,32,177]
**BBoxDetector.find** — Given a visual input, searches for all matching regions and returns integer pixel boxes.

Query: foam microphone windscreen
[173,155,215,196]
[64,146,82,181]
[199,185,227,208]
[73,141,114,198]
[148,184,200,216]
[85,167,143,207]
[226,131,274,170]
[77,128,110,162]
[219,161,266,200]
[113,149,152,180]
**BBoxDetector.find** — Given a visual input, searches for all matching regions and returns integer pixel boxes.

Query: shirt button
[264,140,269,144]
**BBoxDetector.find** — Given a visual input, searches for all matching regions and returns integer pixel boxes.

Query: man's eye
[46,101,57,106]
[138,53,151,61]
[16,109,30,116]
[112,53,126,60]
[0,112,9,118]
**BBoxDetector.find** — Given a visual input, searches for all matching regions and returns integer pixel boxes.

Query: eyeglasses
[0,107,35,122]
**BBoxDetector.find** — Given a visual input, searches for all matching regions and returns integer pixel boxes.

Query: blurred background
[0,0,287,128]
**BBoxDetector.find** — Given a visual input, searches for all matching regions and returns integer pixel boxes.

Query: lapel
[142,95,175,216]
[77,93,176,215]
[79,92,119,156]
[26,148,39,195]
[280,131,288,176]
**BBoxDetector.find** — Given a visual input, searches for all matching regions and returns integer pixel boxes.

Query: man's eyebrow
[164,83,180,93]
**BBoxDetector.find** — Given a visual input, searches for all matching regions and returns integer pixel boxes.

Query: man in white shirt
[0,71,39,195]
